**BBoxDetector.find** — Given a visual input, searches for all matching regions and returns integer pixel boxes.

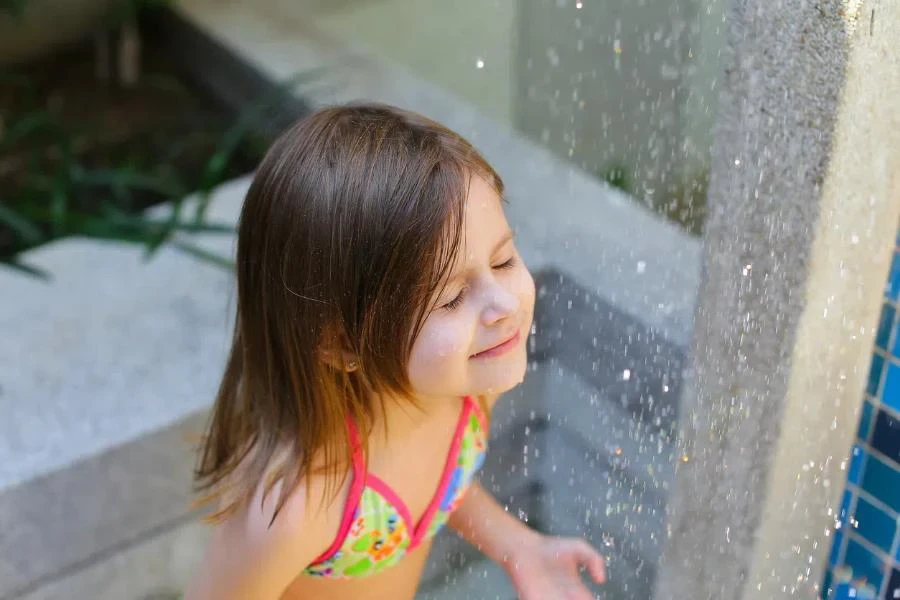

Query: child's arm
[185,479,333,600]
[448,481,606,599]
[449,394,606,599]
[446,480,541,565]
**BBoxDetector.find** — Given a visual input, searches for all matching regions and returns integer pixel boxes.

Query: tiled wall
[822,246,900,599]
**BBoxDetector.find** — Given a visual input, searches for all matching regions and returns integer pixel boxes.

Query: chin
[471,357,528,396]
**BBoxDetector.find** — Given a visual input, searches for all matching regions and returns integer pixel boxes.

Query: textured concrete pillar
[653,0,900,598]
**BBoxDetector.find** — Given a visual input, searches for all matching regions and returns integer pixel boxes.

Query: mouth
[470,329,522,359]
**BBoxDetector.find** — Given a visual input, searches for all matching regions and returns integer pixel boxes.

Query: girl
[186,103,607,600]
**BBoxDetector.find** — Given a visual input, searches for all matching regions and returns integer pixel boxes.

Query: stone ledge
[0,175,250,493]
[0,411,207,598]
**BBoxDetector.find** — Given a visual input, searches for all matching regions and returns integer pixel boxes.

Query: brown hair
[194,103,503,523]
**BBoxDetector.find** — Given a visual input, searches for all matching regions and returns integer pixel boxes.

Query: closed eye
[442,288,466,311]
[494,257,516,270]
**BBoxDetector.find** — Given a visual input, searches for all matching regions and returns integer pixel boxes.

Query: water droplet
[622,368,631,381]
[547,47,560,67]
[475,58,485,69]
[636,260,647,274]
[613,39,622,54]
[575,0,583,7]
[518,509,529,522]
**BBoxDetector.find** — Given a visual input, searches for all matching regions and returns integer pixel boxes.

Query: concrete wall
[654,0,900,598]
[513,0,690,201]
[291,0,725,226]
[304,0,517,126]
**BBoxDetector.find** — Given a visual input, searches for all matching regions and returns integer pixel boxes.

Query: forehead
[459,176,509,254]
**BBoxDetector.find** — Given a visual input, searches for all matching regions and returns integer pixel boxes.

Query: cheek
[408,319,471,374]
[517,268,536,317]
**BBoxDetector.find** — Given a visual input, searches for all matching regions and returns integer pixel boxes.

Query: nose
[480,281,520,327]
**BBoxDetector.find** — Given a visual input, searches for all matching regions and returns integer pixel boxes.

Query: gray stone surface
[0,176,249,492]
[654,0,900,598]
[535,364,672,600]
[0,178,247,599]
[15,519,208,600]
[0,411,207,598]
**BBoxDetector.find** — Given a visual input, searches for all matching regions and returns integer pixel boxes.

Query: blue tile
[840,489,854,524]
[860,454,900,513]
[881,361,900,411]
[829,576,879,599]
[842,538,884,590]
[821,569,832,599]
[829,529,844,567]
[856,400,875,442]
[858,400,875,442]
[832,580,850,600]
[888,569,900,600]
[887,251,900,302]
[869,354,886,397]
[870,408,900,467]
[848,445,867,486]
[878,303,896,351]
[830,579,878,600]
[852,496,896,553]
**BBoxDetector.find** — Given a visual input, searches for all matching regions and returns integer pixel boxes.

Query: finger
[576,540,607,584]
[588,556,607,584]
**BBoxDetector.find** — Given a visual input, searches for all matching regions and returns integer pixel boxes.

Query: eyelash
[441,257,517,312]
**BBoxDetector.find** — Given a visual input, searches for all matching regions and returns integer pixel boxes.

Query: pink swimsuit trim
[309,396,485,564]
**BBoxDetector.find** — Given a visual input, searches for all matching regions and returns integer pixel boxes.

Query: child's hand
[504,535,607,600]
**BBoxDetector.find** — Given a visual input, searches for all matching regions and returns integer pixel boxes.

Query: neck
[368,391,459,448]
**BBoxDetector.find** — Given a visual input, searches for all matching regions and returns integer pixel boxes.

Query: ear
[319,325,360,372]
[320,348,359,372]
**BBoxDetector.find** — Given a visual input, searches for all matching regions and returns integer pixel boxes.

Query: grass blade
[194,68,327,223]
[0,257,49,279]
[71,166,187,198]
[0,204,44,244]
[169,239,234,271]
[1,111,60,149]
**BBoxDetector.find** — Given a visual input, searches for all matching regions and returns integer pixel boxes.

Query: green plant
[1,69,324,278]
[0,0,27,18]
[660,168,709,236]
[601,162,631,194]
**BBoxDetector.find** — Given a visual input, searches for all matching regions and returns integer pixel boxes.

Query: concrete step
[0,177,249,599]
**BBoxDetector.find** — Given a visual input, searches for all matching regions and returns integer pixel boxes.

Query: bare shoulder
[186,471,346,600]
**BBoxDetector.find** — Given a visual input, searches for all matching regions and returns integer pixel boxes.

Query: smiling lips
[470,330,522,359]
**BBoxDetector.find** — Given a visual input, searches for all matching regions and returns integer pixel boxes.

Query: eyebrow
[491,230,515,256]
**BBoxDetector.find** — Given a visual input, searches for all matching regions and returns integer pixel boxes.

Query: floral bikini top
[303,396,488,579]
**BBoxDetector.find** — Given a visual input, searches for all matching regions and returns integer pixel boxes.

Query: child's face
[407,176,535,403]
